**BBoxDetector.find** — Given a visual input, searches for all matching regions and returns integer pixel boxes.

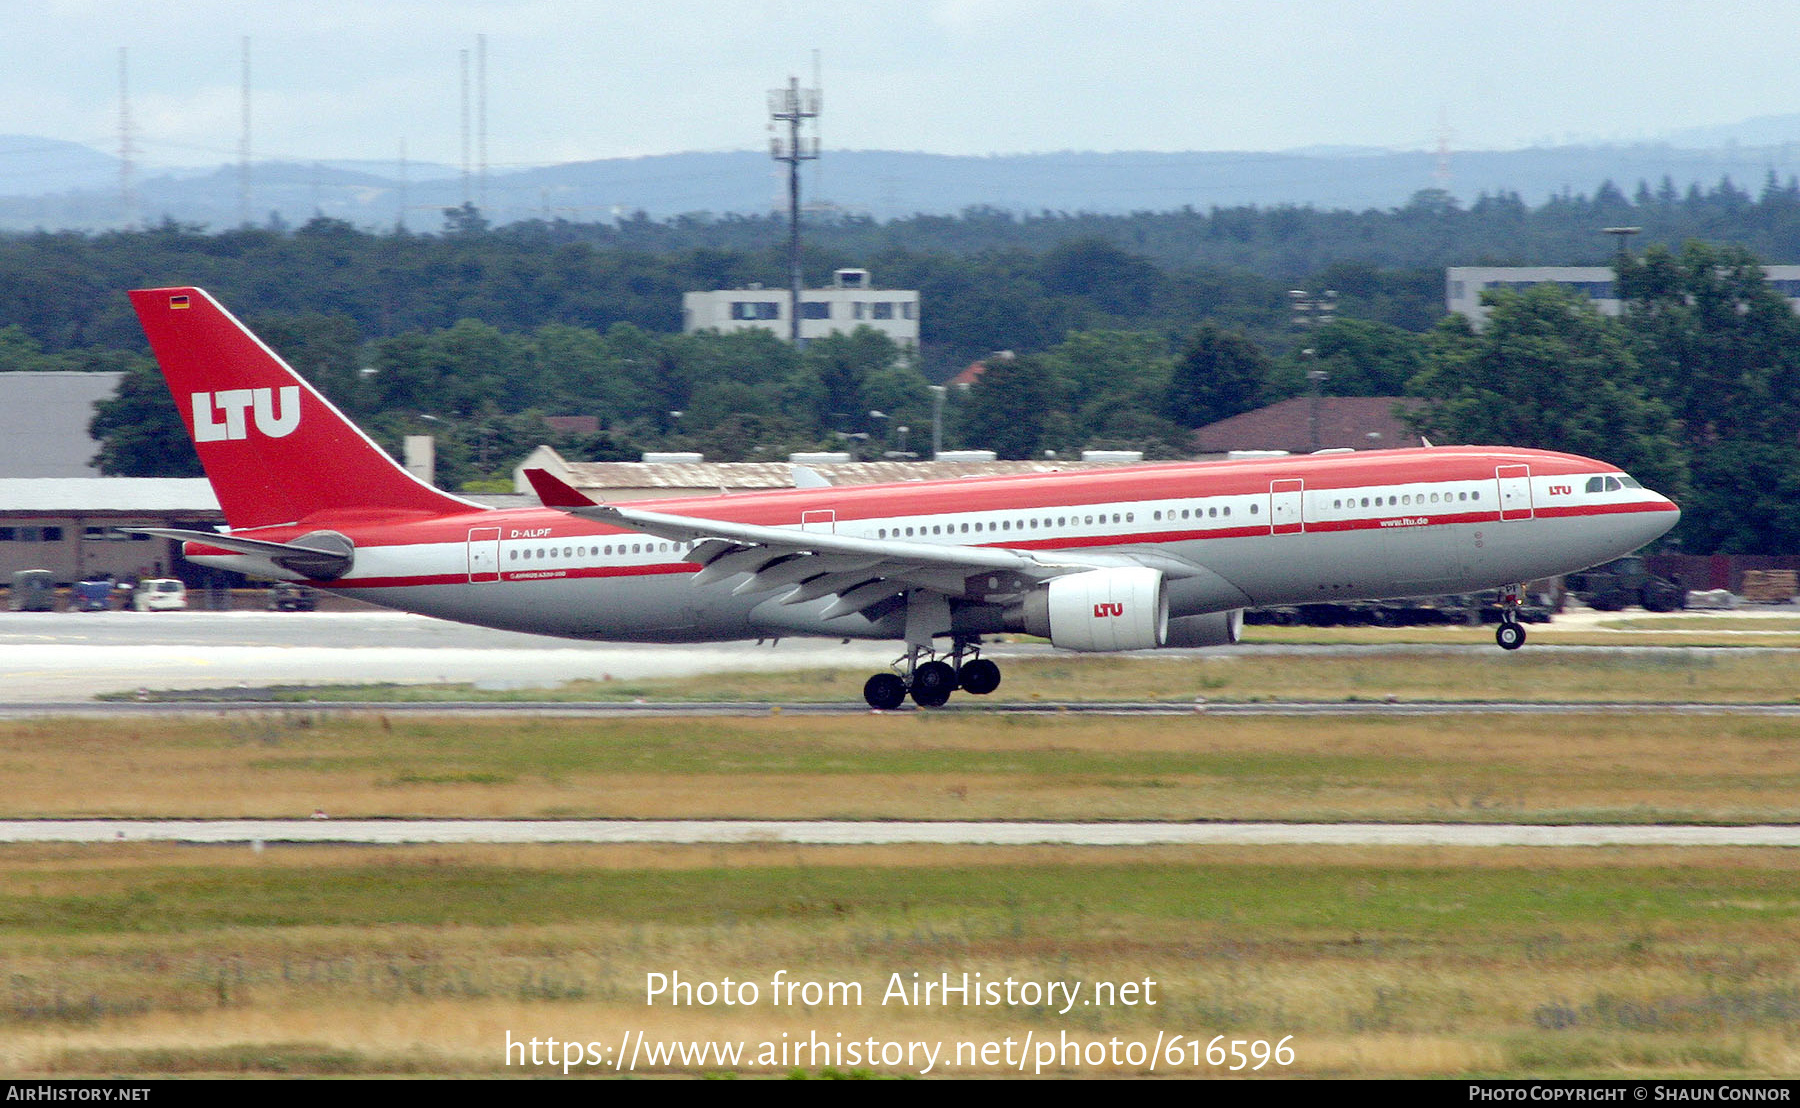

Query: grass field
[22,643,1800,1077]
[148,641,1800,706]
[9,709,1800,823]
[4,843,1800,1077]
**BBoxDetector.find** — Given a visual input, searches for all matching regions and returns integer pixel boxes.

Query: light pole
[928,385,947,459]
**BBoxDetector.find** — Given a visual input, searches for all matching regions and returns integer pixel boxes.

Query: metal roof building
[0,371,123,477]
[0,478,220,584]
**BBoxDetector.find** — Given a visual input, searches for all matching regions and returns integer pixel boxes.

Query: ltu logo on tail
[191,387,300,442]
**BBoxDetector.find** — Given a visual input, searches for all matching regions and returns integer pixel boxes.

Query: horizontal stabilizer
[125,528,355,581]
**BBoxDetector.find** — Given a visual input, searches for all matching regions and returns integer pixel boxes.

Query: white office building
[1447,265,1800,326]
[683,268,920,346]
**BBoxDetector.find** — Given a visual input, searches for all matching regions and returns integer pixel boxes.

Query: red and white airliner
[128,287,1681,708]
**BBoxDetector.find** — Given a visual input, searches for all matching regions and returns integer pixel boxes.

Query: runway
[11,698,1800,719]
[2,607,1795,714]
[9,818,1800,847]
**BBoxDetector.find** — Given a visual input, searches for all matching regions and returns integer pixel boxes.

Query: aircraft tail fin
[129,287,478,530]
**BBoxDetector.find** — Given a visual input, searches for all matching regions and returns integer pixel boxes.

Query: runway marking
[8,819,1800,847]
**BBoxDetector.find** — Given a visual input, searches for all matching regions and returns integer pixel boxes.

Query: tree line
[3,187,1799,550]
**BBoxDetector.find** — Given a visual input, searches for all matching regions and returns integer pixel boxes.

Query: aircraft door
[1269,479,1304,535]
[467,527,501,583]
[1496,465,1534,521]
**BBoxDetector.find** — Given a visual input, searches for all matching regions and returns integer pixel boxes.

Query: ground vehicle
[126,285,1682,707]
[8,570,55,612]
[132,578,187,611]
[1563,555,1686,612]
[72,578,114,611]
[268,583,317,611]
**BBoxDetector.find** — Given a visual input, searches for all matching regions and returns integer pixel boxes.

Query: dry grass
[18,646,1800,1077]
[3,843,1800,1077]
[8,710,1800,823]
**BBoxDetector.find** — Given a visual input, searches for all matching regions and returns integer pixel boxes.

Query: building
[1191,397,1424,456]
[0,372,124,477]
[0,478,222,584]
[683,268,920,346]
[1447,265,1800,326]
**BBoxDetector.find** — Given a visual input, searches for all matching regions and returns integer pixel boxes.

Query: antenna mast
[238,36,252,227]
[477,34,488,211]
[459,48,472,207]
[768,75,820,344]
[117,47,136,230]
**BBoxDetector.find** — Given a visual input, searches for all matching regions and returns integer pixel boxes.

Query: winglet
[524,467,600,507]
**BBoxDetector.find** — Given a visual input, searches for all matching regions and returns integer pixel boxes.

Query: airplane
[127,286,1681,709]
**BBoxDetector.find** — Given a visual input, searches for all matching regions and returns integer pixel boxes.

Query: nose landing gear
[1495,583,1527,650]
[862,640,1002,709]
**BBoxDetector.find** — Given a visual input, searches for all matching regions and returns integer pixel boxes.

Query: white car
[132,578,187,612]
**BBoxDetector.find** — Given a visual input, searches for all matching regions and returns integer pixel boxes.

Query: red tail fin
[129,287,476,530]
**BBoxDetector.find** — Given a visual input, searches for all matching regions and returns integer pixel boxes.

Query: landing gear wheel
[863,672,907,710]
[958,658,1001,695]
[1496,621,1526,651]
[910,660,956,708]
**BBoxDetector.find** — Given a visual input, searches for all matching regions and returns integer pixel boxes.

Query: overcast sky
[11,1,1800,170]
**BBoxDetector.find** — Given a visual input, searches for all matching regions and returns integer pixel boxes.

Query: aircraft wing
[524,468,1210,621]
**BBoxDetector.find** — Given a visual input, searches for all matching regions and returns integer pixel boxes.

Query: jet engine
[1164,609,1244,647]
[1004,567,1168,651]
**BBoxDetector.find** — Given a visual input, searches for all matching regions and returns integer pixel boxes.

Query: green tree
[1406,283,1688,499]
[1618,242,1800,552]
[1163,326,1270,428]
[89,361,201,477]
[958,355,1058,459]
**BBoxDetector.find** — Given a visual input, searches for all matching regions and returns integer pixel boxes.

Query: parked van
[9,570,56,611]
[132,578,187,611]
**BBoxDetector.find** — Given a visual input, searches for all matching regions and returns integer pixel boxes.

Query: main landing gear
[863,640,1002,709]
[1495,583,1527,651]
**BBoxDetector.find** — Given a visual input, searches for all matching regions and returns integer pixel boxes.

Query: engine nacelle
[1005,567,1168,651]
[1164,609,1244,648]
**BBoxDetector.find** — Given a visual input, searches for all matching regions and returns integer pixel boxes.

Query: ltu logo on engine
[191,387,300,442]
[1093,602,1124,618]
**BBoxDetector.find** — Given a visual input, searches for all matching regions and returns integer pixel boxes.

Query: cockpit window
[1620,475,1643,489]
[1585,476,1605,493]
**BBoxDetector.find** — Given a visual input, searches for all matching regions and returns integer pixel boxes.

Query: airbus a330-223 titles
[128,287,1680,708]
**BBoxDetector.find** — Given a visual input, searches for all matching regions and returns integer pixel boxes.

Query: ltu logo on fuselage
[191,387,300,442]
